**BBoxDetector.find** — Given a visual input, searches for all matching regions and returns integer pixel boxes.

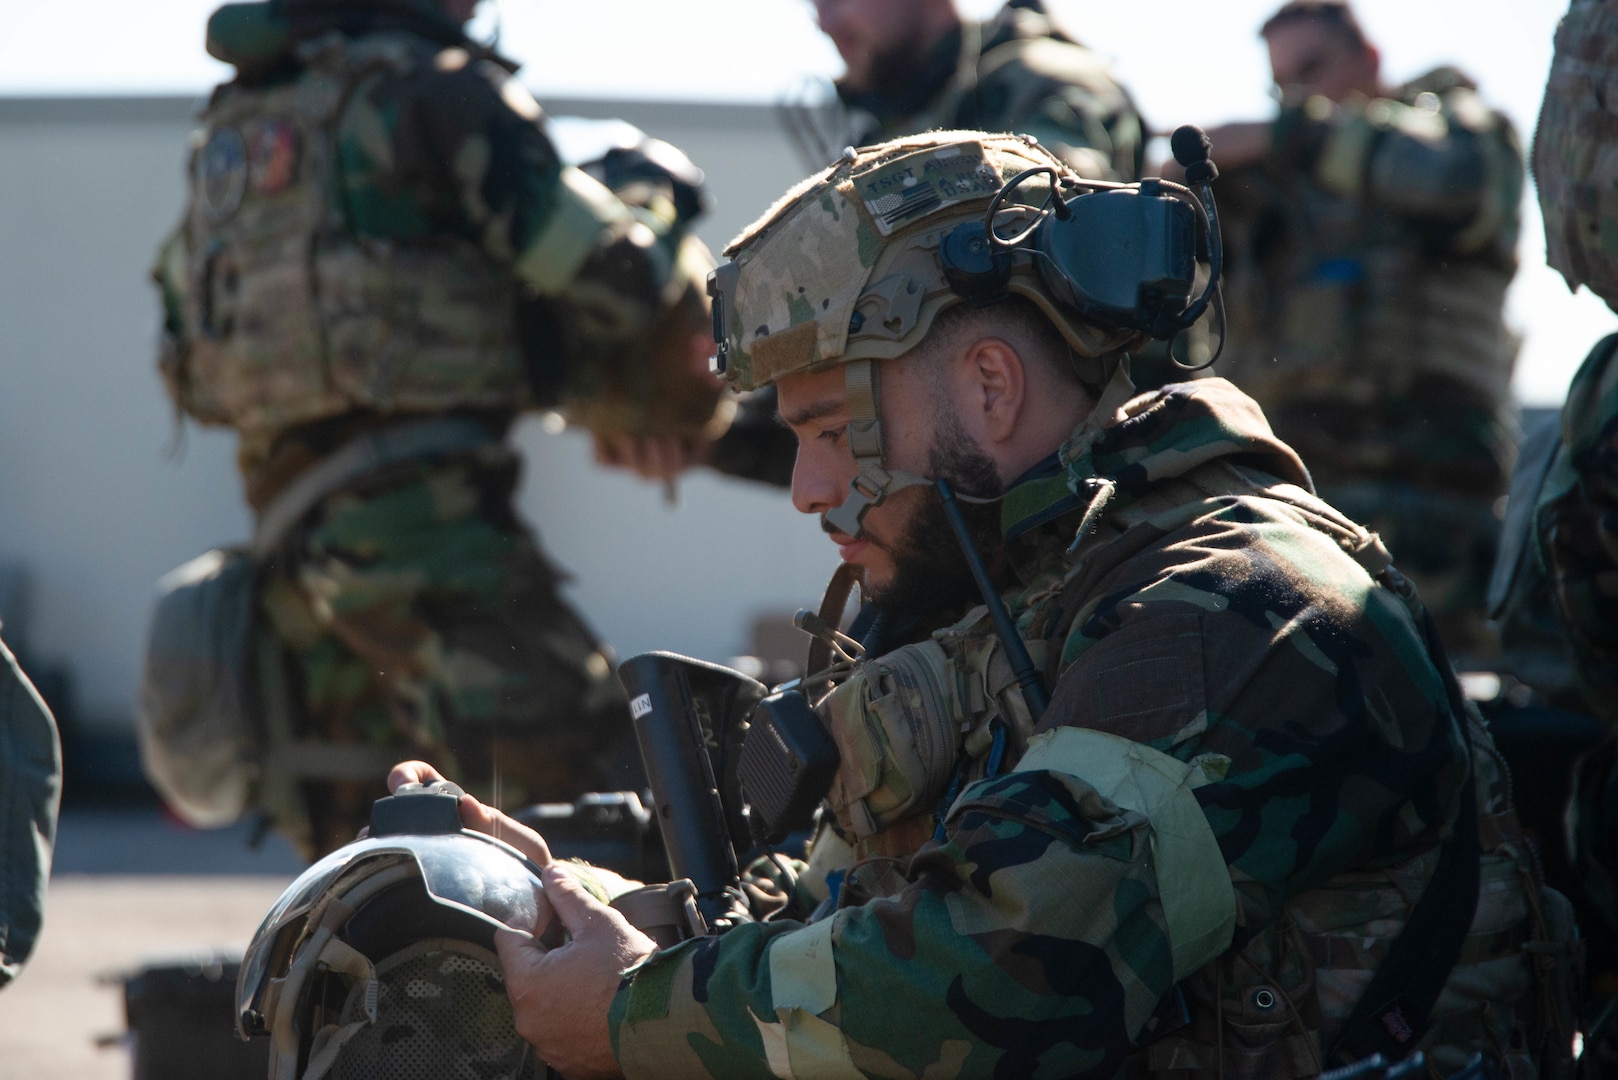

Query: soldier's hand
[591,431,711,482]
[386,759,554,866]
[1201,121,1271,170]
[387,760,450,790]
[1159,121,1272,178]
[496,864,656,1079]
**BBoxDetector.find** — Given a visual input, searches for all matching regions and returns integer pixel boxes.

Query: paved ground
[0,807,305,1080]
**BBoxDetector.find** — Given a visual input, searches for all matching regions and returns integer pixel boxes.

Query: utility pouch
[821,639,960,842]
[137,547,261,828]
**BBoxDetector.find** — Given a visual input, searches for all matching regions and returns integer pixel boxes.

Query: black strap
[1329,607,1482,1066]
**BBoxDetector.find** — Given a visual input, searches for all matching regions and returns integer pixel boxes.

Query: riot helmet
[236,781,547,1080]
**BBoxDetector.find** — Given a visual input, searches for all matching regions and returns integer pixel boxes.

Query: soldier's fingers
[539,865,616,934]
[386,760,447,791]
[592,433,628,467]
[494,925,550,995]
[456,795,554,867]
[532,890,565,950]
[642,437,680,481]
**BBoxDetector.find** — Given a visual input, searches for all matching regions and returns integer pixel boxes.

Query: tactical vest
[1214,79,1519,488]
[167,32,526,454]
[813,456,1572,1078]
[1228,178,1516,415]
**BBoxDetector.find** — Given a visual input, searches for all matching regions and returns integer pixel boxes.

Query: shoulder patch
[246,118,299,197]
[198,126,248,221]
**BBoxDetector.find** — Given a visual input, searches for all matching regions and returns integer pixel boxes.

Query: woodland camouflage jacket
[153,4,713,480]
[605,380,1552,1078]
[1210,67,1523,498]
[837,0,1146,183]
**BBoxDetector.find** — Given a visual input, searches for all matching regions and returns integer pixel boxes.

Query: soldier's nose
[791,448,844,517]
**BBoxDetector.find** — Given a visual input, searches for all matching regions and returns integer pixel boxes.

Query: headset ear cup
[941,223,1011,307]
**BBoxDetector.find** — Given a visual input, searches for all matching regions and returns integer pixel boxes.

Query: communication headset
[712,125,1227,379]
[938,124,1226,368]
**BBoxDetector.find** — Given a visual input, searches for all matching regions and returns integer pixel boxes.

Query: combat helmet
[709,129,1223,537]
[1536,0,1618,310]
[236,782,547,1080]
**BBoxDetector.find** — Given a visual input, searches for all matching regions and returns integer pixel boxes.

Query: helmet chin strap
[822,359,931,540]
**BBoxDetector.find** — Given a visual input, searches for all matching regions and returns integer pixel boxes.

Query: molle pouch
[821,639,960,842]
[955,612,1049,755]
[1276,269,1361,395]
[137,548,261,829]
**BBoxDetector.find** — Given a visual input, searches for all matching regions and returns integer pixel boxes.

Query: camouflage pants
[257,442,638,858]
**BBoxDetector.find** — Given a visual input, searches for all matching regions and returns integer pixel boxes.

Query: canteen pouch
[137,547,261,828]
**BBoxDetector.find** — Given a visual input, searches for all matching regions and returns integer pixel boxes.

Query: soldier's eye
[819,426,846,444]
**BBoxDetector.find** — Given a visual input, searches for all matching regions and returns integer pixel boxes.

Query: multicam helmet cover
[1536,0,1618,310]
[711,131,1141,393]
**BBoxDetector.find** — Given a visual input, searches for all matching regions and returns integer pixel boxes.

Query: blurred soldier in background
[0,633,60,991]
[1186,0,1524,665]
[601,0,1149,489]
[1492,0,1618,1054]
[147,0,720,858]
[795,0,1145,181]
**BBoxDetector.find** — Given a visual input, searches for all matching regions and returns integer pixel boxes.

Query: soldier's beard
[861,415,1005,620]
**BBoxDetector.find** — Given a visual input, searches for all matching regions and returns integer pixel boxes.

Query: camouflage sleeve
[1271,88,1523,255]
[608,765,1179,1079]
[344,54,716,434]
[1541,336,1618,707]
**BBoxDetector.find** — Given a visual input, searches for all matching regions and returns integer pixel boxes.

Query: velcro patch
[854,143,1003,236]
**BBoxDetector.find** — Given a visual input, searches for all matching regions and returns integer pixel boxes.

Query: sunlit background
[0,0,1605,733]
[0,1,1607,1072]
[2,0,1607,400]
[0,0,1608,770]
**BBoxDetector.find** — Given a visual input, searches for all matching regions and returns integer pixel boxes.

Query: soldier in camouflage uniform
[598,0,1149,489]
[1492,0,1618,974]
[1186,0,1524,666]
[804,0,1144,181]
[151,0,719,858]
[397,133,1571,1078]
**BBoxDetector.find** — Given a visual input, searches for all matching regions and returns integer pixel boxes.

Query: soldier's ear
[961,336,1027,445]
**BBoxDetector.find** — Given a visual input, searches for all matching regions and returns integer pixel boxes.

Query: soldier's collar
[1000,365,1137,545]
[1002,377,1314,565]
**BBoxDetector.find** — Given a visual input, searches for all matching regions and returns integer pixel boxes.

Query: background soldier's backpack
[135,547,260,829]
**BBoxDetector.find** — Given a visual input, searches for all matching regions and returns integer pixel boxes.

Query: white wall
[0,96,836,731]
